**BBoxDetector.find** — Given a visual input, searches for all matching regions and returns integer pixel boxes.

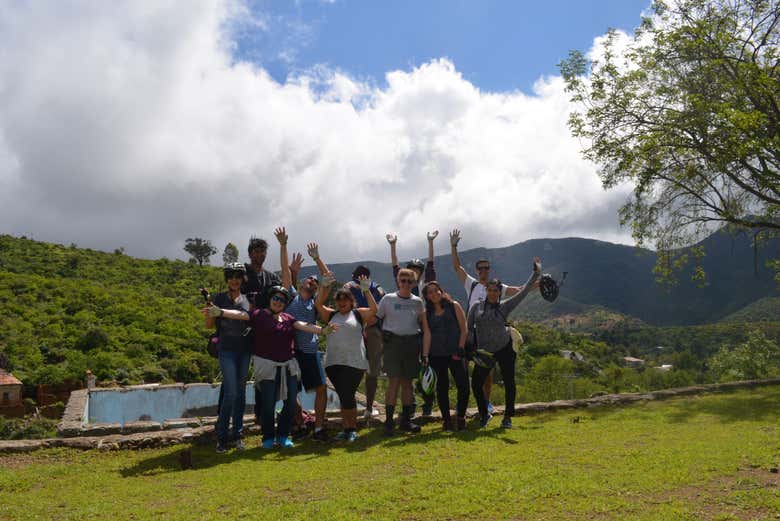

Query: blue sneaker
[486,401,495,415]
[347,431,359,443]
[279,436,294,449]
[500,417,512,429]
[334,431,348,441]
[479,412,493,429]
[261,438,275,450]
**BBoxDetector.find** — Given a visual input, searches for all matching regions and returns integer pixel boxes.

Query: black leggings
[325,365,364,410]
[471,343,516,419]
[429,355,470,420]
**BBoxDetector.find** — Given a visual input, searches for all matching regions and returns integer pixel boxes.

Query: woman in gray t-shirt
[315,275,377,442]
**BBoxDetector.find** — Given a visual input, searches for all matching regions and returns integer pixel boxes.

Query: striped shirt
[285,286,319,354]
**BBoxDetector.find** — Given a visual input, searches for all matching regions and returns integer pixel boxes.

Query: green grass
[3,387,780,520]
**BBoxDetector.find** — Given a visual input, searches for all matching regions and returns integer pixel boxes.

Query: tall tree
[222,242,239,266]
[560,0,780,280]
[183,238,217,266]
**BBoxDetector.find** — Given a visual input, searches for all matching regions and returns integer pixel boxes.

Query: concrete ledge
[162,418,201,430]
[80,423,123,436]
[10,377,778,454]
[122,421,162,434]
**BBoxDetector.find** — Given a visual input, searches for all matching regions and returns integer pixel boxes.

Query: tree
[222,242,239,266]
[561,0,780,280]
[183,238,217,266]
[710,329,780,381]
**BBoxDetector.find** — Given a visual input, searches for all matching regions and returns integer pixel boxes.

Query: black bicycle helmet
[267,286,291,306]
[406,258,425,272]
[539,272,567,302]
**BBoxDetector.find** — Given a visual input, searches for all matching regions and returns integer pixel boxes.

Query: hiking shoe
[501,417,512,429]
[232,439,246,451]
[334,430,348,441]
[421,404,433,417]
[279,436,295,449]
[486,401,495,415]
[312,429,329,442]
[215,442,228,454]
[400,420,421,433]
[363,409,374,425]
[479,412,493,429]
[347,431,359,443]
[383,420,395,437]
[456,417,467,431]
[261,438,275,450]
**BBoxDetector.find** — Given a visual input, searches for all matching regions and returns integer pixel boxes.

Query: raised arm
[498,257,542,317]
[425,230,438,283]
[307,243,330,275]
[314,271,336,321]
[450,229,468,284]
[355,275,378,322]
[289,252,304,290]
[294,321,339,335]
[203,305,249,322]
[275,227,291,290]
[386,233,399,269]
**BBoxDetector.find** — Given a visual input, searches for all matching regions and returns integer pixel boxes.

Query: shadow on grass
[661,390,780,424]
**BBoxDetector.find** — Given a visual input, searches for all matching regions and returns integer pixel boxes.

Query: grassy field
[2,387,780,520]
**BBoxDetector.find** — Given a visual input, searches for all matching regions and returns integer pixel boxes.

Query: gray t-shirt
[324,310,368,370]
[377,292,423,336]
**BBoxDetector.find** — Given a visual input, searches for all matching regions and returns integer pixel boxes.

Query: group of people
[202,228,542,453]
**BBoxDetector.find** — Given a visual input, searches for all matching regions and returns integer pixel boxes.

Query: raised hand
[321,271,336,287]
[306,242,319,260]
[386,233,397,245]
[204,305,222,318]
[274,227,288,246]
[450,229,461,247]
[532,256,542,273]
[427,230,439,241]
[289,252,304,274]
[358,274,371,292]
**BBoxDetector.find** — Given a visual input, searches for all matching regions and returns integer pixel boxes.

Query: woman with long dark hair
[315,274,377,442]
[421,281,469,431]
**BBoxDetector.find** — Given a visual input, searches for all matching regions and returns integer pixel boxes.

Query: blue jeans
[216,350,251,444]
[258,367,299,441]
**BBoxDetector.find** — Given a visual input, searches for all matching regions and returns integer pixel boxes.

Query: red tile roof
[0,369,22,386]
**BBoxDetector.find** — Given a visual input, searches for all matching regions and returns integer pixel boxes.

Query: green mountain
[719,297,780,323]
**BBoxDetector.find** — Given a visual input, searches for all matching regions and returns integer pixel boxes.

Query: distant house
[560,350,586,362]
[654,364,673,372]
[622,356,645,368]
[0,368,23,410]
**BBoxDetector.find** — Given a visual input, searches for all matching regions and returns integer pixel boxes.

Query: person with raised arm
[377,268,424,436]
[449,228,532,415]
[421,281,469,431]
[387,231,439,417]
[206,227,338,449]
[343,265,385,424]
[285,247,329,442]
[467,257,542,429]
[202,263,252,453]
[315,271,378,442]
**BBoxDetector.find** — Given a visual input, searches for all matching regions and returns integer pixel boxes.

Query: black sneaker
[312,429,329,442]
[400,420,421,433]
[232,439,246,451]
[421,404,433,417]
[215,442,228,454]
[479,412,493,429]
[383,420,395,437]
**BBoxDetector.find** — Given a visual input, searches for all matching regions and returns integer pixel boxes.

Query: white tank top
[324,310,368,370]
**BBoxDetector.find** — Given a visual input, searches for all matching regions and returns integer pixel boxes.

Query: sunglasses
[476,266,491,271]
[399,278,415,284]
[270,295,288,304]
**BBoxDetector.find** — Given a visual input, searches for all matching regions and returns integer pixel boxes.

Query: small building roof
[0,368,22,386]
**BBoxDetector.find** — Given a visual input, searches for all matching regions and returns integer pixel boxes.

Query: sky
[0,0,650,268]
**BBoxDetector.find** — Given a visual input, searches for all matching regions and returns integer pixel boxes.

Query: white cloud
[0,0,634,268]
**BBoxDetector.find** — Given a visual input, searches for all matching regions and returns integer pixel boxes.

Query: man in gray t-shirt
[376,268,424,436]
